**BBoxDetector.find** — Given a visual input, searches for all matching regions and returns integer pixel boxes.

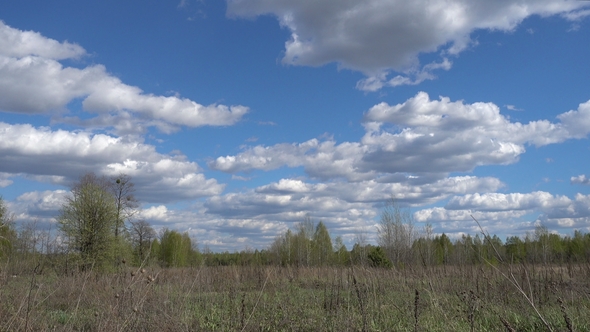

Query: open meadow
[1,263,589,331]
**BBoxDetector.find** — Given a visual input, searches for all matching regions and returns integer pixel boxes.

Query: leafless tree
[377,199,417,266]
[108,173,139,238]
[130,219,156,263]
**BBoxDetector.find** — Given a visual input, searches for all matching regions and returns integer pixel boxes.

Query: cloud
[258,121,277,126]
[231,175,252,181]
[178,0,189,8]
[556,100,590,138]
[415,192,590,236]
[0,22,248,134]
[505,104,524,112]
[210,139,373,181]
[0,21,85,60]
[570,174,590,185]
[134,188,590,250]
[3,190,68,228]
[14,190,68,218]
[0,172,13,187]
[543,194,590,220]
[571,174,590,185]
[357,58,452,91]
[178,174,499,248]
[207,92,590,246]
[445,191,571,211]
[8,191,284,252]
[227,0,589,90]
[211,92,590,180]
[414,207,530,223]
[0,122,224,203]
[137,204,288,251]
[140,205,171,220]
[562,9,590,21]
[205,176,502,221]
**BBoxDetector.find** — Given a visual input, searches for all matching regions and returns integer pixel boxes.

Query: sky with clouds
[1,0,589,251]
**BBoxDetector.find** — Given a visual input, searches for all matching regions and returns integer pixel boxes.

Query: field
[1,263,589,331]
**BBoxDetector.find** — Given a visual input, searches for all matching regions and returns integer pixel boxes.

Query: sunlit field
[2,263,589,331]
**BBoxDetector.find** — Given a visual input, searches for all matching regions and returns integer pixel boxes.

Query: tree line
[0,173,202,273]
[1,175,590,273]
[267,202,590,268]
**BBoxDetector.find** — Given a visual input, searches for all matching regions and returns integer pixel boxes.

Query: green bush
[368,246,393,268]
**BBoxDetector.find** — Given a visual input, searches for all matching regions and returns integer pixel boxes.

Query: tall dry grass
[1,262,589,331]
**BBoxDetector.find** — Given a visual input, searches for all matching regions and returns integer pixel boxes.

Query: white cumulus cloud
[0,21,248,133]
[571,174,590,185]
[445,192,571,211]
[0,172,13,187]
[210,92,590,180]
[0,21,85,60]
[205,175,502,224]
[227,0,589,90]
[414,192,590,236]
[0,122,224,203]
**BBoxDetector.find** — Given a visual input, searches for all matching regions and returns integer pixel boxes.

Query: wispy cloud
[505,104,524,111]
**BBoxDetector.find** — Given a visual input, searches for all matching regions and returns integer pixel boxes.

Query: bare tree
[109,173,139,238]
[353,231,369,266]
[295,215,315,266]
[377,199,417,267]
[130,219,156,263]
[416,222,435,267]
[534,223,550,264]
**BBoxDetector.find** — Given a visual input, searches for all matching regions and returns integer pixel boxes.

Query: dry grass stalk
[557,296,574,332]
[240,266,271,332]
[351,268,368,332]
[471,215,554,332]
[413,289,420,332]
[24,263,40,331]
[499,316,516,332]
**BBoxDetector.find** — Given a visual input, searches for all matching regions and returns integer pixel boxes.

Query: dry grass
[1,263,589,331]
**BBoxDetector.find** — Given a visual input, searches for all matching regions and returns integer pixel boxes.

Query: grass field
[1,263,589,331]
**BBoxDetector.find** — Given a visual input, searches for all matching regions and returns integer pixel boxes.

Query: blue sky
[1,0,590,251]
